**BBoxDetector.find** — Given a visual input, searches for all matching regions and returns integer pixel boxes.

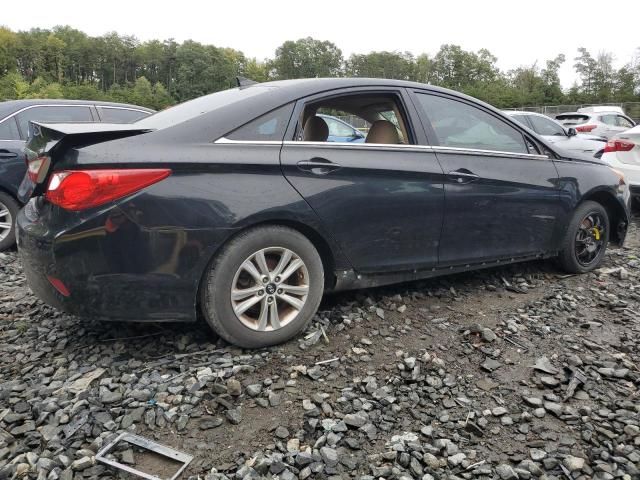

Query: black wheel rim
[574,212,605,267]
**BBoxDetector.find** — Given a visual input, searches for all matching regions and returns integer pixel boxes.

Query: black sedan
[16,78,630,348]
[0,99,154,251]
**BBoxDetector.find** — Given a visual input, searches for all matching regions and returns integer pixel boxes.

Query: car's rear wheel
[558,201,609,273]
[201,225,324,348]
[0,192,19,251]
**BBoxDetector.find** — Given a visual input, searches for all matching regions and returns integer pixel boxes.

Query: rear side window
[226,103,294,141]
[0,117,20,140]
[529,115,565,136]
[616,115,634,128]
[416,94,527,154]
[98,107,149,123]
[17,106,94,137]
[600,114,617,126]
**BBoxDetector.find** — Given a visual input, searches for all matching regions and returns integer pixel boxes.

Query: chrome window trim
[283,140,430,153]
[96,106,150,113]
[215,137,550,159]
[433,145,549,160]
[0,103,95,124]
[214,137,283,146]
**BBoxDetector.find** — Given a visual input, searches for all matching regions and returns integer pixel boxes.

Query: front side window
[0,117,20,140]
[226,103,294,141]
[616,115,634,128]
[17,106,94,137]
[416,94,527,154]
[529,115,565,136]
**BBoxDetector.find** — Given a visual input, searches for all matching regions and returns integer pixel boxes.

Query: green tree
[0,27,18,75]
[271,37,343,79]
[345,51,416,80]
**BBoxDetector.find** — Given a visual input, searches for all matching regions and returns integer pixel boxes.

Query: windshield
[135,86,276,130]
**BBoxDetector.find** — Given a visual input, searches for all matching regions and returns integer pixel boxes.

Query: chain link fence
[504,102,640,122]
[337,102,640,131]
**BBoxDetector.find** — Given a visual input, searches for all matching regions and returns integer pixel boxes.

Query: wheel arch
[194,218,342,321]
[580,189,627,244]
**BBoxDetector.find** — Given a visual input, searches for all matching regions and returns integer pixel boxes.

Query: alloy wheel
[230,247,310,331]
[0,200,12,243]
[575,212,605,267]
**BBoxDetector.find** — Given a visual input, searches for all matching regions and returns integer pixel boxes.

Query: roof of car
[0,99,155,120]
[253,77,457,95]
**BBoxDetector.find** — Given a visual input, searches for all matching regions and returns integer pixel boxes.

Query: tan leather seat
[303,116,329,142]
[365,120,400,144]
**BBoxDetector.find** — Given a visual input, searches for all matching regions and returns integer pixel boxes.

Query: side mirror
[567,127,577,137]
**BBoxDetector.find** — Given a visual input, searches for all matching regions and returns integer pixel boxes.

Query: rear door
[411,91,561,265]
[0,116,25,197]
[280,87,445,273]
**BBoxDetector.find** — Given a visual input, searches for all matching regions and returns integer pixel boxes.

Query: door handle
[297,157,341,175]
[447,169,479,184]
[0,150,18,159]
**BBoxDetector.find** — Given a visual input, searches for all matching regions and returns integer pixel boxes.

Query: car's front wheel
[0,192,19,251]
[201,225,324,348]
[558,200,609,273]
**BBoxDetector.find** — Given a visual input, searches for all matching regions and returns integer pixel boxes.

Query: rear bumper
[17,196,231,323]
[602,154,640,196]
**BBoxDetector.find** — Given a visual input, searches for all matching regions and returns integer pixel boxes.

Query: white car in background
[601,124,640,201]
[507,111,607,158]
[555,106,636,139]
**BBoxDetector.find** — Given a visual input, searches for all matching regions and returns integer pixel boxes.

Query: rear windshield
[555,114,590,124]
[135,86,276,130]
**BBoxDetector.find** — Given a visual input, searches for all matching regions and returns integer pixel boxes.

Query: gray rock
[320,446,338,466]
[495,463,518,479]
[563,455,585,471]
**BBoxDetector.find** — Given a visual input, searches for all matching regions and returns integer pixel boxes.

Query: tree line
[0,26,638,111]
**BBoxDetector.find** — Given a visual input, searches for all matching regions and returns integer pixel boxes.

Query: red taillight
[604,139,635,153]
[27,154,51,183]
[45,169,171,211]
[576,125,597,132]
[47,275,70,297]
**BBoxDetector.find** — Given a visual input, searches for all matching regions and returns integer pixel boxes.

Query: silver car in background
[507,111,607,158]
[555,106,636,139]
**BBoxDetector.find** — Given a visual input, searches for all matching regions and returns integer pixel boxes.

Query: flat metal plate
[96,432,193,480]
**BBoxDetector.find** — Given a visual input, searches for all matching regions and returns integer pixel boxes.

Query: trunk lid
[18,122,153,203]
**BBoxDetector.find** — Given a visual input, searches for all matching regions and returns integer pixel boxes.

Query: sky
[2,0,639,88]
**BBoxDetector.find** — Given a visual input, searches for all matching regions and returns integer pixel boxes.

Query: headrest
[303,116,329,142]
[365,120,400,144]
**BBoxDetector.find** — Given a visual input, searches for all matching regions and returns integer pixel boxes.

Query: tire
[0,192,19,251]
[201,225,324,348]
[557,201,609,274]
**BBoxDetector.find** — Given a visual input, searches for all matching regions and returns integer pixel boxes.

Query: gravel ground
[1,216,640,480]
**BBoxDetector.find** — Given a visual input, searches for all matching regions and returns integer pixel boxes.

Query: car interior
[297,93,412,144]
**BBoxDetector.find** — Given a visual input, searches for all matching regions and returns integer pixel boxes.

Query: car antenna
[236,76,258,88]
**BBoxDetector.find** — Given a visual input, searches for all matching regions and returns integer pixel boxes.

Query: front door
[411,91,561,266]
